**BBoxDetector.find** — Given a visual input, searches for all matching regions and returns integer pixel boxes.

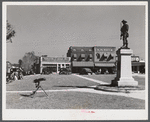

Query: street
[6,74,145,109]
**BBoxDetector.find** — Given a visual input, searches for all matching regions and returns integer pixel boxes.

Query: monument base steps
[117,77,138,86]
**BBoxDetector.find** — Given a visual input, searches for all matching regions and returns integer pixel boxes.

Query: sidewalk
[132,73,145,77]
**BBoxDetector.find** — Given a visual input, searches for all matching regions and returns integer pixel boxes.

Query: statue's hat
[122,20,127,23]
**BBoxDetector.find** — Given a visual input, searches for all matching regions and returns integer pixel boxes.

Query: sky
[6,4,146,63]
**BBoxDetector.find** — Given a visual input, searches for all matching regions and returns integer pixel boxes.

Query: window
[81,54,85,58]
[66,64,69,68]
[81,49,84,51]
[73,54,77,58]
[103,53,108,58]
[81,54,85,61]
[58,65,61,71]
[73,49,76,51]
[96,53,100,59]
[89,54,92,58]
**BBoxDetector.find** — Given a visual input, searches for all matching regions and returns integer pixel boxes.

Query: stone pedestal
[112,48,138,86]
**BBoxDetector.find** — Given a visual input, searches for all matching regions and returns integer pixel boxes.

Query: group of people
[6,67,23,84]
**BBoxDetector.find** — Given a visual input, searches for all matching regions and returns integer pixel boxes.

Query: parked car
[94,68,102,75]
[101,68,109,74]
[59,68,72,75]
[140,67,145,74]
[80,68,93,75]
[42,67,52,75]
[109,68,117,74]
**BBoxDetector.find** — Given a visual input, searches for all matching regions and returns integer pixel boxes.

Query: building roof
[41,57,70,63]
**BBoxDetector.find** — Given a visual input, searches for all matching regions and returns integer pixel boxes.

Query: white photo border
[2,1,148,120]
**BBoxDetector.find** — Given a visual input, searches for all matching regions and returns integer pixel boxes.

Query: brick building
[38,47,145,74]
[67,46,116,73]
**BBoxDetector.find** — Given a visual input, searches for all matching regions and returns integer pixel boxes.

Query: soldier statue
[120,20,129,49]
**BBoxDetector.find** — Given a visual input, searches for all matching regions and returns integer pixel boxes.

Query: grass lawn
[6,91,145,109]
[6,74,100,91]
[6,74,145,109]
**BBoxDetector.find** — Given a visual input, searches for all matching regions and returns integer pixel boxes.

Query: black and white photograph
[3,1,148,120]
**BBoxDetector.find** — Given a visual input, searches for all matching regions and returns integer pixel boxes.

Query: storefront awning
[95,63,115,67]
[43,64,57,67]
[72,62,94,67]
[132,62,145,66]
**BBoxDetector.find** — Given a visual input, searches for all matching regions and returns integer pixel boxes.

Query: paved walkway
[7,74,145,100]
[72,74,109,84]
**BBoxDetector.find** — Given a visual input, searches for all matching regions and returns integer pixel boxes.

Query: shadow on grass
[94,85,120,93]
[20,93,33,97]
[20,93,47,98]
[53,84,144,93]
[53,85,94,89]
[53,84,121,93]
[94,84,123,93]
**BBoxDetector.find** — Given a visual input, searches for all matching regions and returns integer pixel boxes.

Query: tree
[7,20,16,43]
[21,51,39,73]
[18,59,22,68]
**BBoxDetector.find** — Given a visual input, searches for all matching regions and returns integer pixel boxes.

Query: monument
[111,20,138,86]
[120,20,129,49]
